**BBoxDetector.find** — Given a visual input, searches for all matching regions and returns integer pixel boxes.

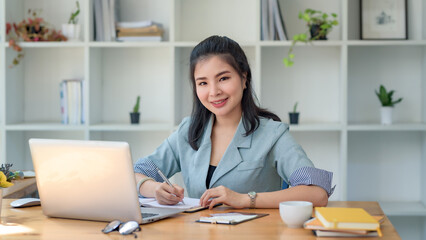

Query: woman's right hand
[154,182,185,205]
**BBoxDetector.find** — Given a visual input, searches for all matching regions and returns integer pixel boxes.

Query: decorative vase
[380,106,393,125]
[61,24,81,41]
[289,113,300,125]
[130,112,140,124]
[309,24,327,40]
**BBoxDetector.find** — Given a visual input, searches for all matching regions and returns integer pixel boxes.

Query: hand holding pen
[157,169,185,205]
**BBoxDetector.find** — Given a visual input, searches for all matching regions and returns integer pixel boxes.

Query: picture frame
[360,0,407,40]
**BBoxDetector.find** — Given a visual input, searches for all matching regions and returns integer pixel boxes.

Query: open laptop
[29,138,184,224]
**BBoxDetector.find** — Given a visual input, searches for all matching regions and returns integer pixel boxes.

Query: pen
[157,169,185,205]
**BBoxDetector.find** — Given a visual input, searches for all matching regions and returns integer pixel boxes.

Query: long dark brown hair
[188,35,280,150]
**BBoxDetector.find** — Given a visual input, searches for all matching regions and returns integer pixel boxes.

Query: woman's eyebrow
[215,70,231,78]
[195,70,231,81]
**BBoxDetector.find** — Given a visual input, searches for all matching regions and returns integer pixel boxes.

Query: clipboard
[196,212,269,225]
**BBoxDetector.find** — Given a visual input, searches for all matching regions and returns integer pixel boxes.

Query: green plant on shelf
[283,9,338,67]
[291,101,298,113]
[375,85,403,107]
[133,96,141,113]
[68,1,80,24]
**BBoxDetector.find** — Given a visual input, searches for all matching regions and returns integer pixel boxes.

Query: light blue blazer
[137,116,314,198]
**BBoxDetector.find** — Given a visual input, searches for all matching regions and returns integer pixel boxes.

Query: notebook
[315,207,380,230]
[29,138,185,224]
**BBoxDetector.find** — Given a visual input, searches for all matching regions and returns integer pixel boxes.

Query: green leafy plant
[68,1,80,24]
[133,96,141,113]
[375,85,403,107]
[291,102,299,113]
[283,9,338,67]
[0,164,15,187]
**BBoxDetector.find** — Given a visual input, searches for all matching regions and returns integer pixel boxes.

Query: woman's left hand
[200,185,249,209]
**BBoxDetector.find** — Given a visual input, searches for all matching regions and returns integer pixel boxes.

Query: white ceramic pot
[62,24,81,41]
[380,106,393,125]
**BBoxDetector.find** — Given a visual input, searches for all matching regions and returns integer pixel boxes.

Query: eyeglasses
[102,220,141,238]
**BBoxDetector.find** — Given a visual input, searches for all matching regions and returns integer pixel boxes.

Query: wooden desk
[0,200,400,240]
[2,178,37,199]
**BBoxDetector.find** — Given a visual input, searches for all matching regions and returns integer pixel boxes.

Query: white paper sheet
[139,197,201,210]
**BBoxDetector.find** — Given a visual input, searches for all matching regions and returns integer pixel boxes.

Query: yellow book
[315,207,380,231]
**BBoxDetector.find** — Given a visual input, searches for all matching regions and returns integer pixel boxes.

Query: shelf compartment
[174,0,258,42]
[260,46,341,124]
[348,45,425,124]
[5,47,84,124]
[6,0,87,42]
[380,201,426,216]
[89,131,170,163]
[89,47,173,125]
[6,130,85,171]
[348,132,423,202]
[279,0,343,41]
[291,131,341,201]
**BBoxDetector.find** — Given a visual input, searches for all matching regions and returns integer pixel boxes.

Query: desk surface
[0,200,400,240]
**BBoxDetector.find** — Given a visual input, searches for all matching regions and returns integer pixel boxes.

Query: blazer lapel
[208,118,253,188]
[189,117,214,195]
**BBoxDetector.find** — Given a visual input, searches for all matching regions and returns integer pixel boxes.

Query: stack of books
[304,207,383,237]
[60,79,85,125]
[116,21,163,42]
[261,0,287,40]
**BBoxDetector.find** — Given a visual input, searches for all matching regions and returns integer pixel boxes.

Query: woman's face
[194,55,246,120]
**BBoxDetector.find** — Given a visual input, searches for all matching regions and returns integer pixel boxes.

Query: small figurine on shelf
[375,85,403,125]
[62,1,81,41]
[289,102,300,125]
[130,96,141,124]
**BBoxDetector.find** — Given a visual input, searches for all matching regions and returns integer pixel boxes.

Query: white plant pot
[380,106,393,125]
[62,24,81,41]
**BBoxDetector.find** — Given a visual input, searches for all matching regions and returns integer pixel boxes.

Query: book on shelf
[116,22,163,41]
[116,24,162,34]
[314,207,382,237]
[116,20,157,29]
[272,0,287,40]
[116,36,162,42]
[60,79,84,125]
[261,0,287,41]
[93,0,118,41]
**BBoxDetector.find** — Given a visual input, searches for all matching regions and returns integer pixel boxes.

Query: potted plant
[62,1,81,41]
[130,96,141,124]
[6,9,67,68]
[283,9,338,67]
[289,102,300,124]
[375,85,403,125]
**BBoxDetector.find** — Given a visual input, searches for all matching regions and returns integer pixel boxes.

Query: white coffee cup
[279,201,313,228]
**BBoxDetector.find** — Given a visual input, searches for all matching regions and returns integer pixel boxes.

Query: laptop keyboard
[142,213,159,219]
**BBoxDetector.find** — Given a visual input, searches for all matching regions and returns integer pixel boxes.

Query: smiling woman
[133,35,334,209]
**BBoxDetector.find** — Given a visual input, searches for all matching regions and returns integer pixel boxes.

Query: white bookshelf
[1,0,426,238]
